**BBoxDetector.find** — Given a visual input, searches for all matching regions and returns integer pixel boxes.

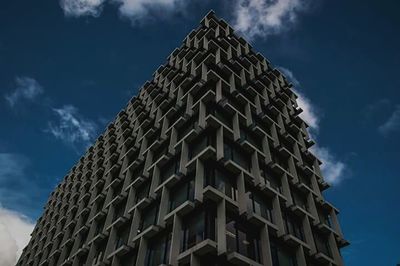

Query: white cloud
[311,146,346,185]
[378,104,400,136]
[279,67,346,185]
[232,0,308,40]
[0,206,34,266]
[59,0,187,23]
[5,77,44,107]
[278,67,319,131]
[46,105,98,149]
[60,0,106,17]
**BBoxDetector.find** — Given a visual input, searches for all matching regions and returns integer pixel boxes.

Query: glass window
[135,180,150,204]
[113,200,126,222]
[313,232,332,258]
[283,211,304,241]
[205,163,237,200]
[188,132,215,160]
[250,193,273,222]
[160,157,180,184]
[169,177,194,212]
[181,204,216,251]
[270,239,297,266]
[262,166,283,194]
[139,203,159,233]
[145,231,172,266]
[115,224,130,250]
[226,216,262,263]
[224,140,251,171]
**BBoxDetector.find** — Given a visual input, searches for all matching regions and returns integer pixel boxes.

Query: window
[160,157,180,184]
[249,193,273,222]
[135,180,150,204]
[177,116,198,140]
[271,151,289,172]
[139,203,159,233]
[169,177,194,212]
[115,224,130,250]
[119,250,137,266]
[145,231,172,266]
[181,204,216,251]
[283,211,304,241]
[206,103,232,128]
[262,166,283,194]
[113,200,126,222]
[95,219,105,236]
[204,162,237,200]
[240,128,262,148]
[291,189,308,212]
[224,140,251,171]
[152,141,169,163]
[188,132,215,160]
[270,239,297,266]
[226,216,262,263]
[313,232,332,258]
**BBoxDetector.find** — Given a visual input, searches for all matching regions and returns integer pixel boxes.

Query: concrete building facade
[17,11,348,266]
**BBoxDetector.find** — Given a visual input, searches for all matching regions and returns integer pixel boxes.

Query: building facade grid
[17,11,348,266]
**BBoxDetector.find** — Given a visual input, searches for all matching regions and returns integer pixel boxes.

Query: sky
[0,0,399,265]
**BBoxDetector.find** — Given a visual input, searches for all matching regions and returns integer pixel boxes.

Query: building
[17,11,348,266]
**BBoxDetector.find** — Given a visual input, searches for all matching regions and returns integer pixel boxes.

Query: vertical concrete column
[217,200,227,255]
[288,157,299,183]
[330,210,344,236]
[136,238,148,266]
[270,124,280,147]
[232,113,240,141]
[260,226,273,265]
[295,246,307,266]
[129,209,141,243]
[329,233,344,266]
[180,142,189,175]
[272,195,285,236]
[169,214,182,266]
[245,102,253,127]
[186,93,193,116]
[252,152,262,186]
[281,173,293,205]
[104,227,117,258]
[303,216,316,254]
[158,187,169,228]
[254,94,262,115]
[310,174,323,197]
[216,126,224,161]
[198,101,207,129]
[194,159,204,203]
[215,80,223,102]
[237,172,247,215]
[307,193,319,222]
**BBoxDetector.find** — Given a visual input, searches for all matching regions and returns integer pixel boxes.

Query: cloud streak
[59,0,188,23]
[4,77,44,108]
[232,0,308,40]
[278,67,346,185]
[46,105,98,149]
[378,104,400,136]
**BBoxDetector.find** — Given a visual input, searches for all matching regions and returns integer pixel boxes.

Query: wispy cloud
[232,0,308,40]
[278,67,347,185]
[60,0,188,23]
[46,105,98,149]
[378,104,400,136]
[0,206,34,266]
[4,77,44,108]
[0,153,36,266]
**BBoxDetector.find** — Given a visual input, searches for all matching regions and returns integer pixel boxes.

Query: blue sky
[0,0,399,265]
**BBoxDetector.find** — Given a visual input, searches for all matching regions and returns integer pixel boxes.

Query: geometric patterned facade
[17,11,348,266]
